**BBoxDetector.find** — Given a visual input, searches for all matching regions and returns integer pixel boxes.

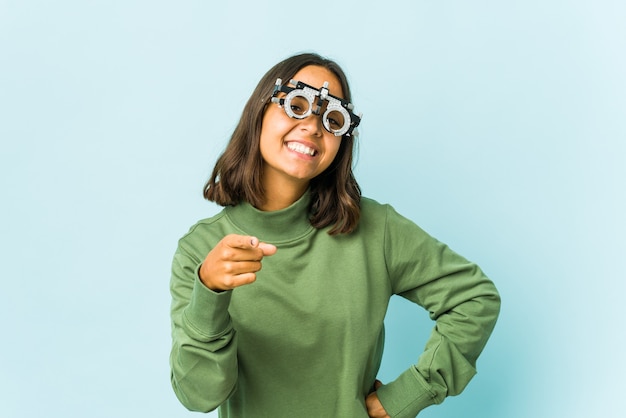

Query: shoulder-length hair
[203,52,361,235]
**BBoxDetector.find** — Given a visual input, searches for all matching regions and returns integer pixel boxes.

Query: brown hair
[203,52,361,235]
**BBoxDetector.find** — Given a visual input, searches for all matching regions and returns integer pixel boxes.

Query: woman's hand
[199,234,277,291]
[366,380,390,418]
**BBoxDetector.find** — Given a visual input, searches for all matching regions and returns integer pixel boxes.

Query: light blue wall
[1,1,624,417]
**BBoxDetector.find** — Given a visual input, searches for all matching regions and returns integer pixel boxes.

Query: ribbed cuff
[182,263,233,340]
[376,367,442,418]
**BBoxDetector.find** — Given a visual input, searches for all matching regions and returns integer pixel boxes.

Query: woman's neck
[259,178,309,212]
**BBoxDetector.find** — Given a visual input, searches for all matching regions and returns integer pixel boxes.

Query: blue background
[1,1,624,417]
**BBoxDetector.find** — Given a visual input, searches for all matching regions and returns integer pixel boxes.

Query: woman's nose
[298,113,323,136]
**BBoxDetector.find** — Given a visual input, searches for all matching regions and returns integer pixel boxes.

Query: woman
[169,52,500,418]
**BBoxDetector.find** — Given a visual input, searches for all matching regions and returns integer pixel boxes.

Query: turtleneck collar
[224,191,314,244]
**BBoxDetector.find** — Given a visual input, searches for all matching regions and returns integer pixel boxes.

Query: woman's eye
[328,116,343,128]
[326,110,345,130]
[288,96,309,116]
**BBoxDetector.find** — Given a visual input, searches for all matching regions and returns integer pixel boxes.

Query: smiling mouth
[286,142,317,156]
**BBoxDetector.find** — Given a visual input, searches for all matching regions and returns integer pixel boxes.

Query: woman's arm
[169,246,238,412]
[376,205,501,418]
[169,234,276,411]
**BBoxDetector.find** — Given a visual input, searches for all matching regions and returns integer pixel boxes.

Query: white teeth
[287,142,316,156]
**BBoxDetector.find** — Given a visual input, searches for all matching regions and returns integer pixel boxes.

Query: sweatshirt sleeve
[375,205,501,418]
[169,243,238,412]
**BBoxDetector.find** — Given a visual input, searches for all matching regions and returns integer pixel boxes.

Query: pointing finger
[258,242,277,256]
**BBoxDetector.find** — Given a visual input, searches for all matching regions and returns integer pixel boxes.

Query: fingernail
[250,237,258,246]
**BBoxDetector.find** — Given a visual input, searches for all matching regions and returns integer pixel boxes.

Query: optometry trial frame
[270,78,361,137]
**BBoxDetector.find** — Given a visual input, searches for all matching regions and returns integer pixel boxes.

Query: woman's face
[259,65,344,192]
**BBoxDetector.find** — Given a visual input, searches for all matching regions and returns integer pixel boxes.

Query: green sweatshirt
[170,192,500,417]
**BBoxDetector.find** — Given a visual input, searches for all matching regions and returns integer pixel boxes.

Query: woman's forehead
[290,66,344,99]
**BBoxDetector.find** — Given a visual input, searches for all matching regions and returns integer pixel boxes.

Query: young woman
[169,53,500,418]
